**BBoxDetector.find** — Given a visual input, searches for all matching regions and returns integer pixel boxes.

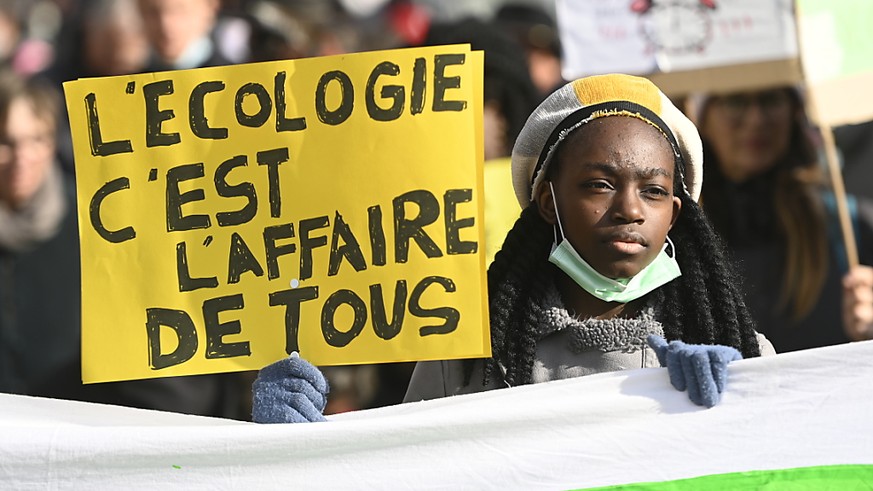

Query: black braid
[464,205,554,386]
[658,192,761,357]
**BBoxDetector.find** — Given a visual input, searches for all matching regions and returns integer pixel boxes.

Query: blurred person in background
[0,71,250,419]
[43,0,150,175]
[423,17,540,161]
[422,16,540,264]
[245,0,364,62]
[494,2,563,97]
[0,0,60,76]
[0,71,80,397]
[835,119,873,203]
[54,0,149,80]
[137,0,231,71]
[692,86,873,352]
[0,1,23,71]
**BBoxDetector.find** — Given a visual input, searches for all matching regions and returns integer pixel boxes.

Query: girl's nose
[611,188,644,224]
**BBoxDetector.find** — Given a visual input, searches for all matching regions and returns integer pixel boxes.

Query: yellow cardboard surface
[482,157,520,267]
[63,45,488,383]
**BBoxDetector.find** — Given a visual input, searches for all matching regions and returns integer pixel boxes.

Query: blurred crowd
[1,0,872,421]
[0,0,561,420]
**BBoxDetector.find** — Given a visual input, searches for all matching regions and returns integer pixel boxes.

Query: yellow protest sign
[482,157,520,267]
[63,45,488,384]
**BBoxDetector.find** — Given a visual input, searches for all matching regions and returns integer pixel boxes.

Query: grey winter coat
[404,285,776,402]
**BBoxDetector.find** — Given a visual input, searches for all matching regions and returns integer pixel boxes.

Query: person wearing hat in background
[691,87,873,352]
[248,74,776,424]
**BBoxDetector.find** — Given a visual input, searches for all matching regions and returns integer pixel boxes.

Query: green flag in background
[798,0,873,81]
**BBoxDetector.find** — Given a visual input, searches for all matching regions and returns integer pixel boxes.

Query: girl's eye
[583,180,612,190]
[643,186,670,197]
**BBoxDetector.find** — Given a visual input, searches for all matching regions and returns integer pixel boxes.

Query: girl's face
[699,88,794,182]
[537,116,681,279]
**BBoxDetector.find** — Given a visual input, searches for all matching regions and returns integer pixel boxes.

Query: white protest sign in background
[557,0,797,80]
[3,340,873,489]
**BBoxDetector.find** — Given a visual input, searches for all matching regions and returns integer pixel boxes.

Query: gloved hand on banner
[646,335,742,408]
[252,352,329,423]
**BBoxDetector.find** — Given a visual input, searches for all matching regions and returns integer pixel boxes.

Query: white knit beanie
[511,73,703,207]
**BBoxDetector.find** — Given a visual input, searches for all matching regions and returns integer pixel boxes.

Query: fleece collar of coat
[534,282,665,353]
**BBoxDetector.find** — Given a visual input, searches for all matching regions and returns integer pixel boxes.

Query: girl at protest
[251,74,775,424]
[691,87,873,352]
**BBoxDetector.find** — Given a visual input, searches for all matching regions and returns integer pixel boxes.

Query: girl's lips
[603,230,647,252]
[607,240,646,255]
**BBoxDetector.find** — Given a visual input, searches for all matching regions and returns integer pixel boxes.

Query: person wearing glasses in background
[0,71,81,398]
[690,87,873,352]
[0,71,248,419]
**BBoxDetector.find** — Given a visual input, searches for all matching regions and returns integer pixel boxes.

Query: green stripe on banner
[576,464,873,490]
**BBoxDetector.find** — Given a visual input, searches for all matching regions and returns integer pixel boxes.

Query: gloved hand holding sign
[647,334,742,408]
[252,352,329,424]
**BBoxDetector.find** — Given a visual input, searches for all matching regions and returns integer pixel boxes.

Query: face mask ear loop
[665,235,678,259]
[549,181,567,243]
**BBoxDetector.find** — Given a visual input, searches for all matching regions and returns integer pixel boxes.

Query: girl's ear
[669,195,682,230]
[536,180,558,225]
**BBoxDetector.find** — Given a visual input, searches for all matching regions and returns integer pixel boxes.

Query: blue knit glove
[646,335,742,408]
[252,353,329,423]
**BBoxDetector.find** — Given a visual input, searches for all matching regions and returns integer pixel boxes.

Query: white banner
[558,0,798,80]
[3,340,873,489]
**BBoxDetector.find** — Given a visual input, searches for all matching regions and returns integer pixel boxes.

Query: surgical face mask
[546,182,681,303]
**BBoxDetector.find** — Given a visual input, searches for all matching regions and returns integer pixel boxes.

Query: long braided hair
[472,144,762,387]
